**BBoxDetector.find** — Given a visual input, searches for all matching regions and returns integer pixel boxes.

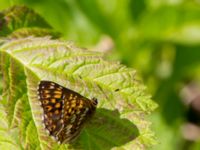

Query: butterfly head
[91,97,98,106]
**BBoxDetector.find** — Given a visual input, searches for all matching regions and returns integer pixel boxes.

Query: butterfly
[37,80,98,143]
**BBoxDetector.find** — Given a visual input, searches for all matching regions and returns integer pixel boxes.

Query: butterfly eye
[38,80,98,143]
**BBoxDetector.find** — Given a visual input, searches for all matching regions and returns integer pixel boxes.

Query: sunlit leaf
[0,36,157,149]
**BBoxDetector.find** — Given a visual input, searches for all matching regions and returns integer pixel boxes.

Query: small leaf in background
[0,5,58,38]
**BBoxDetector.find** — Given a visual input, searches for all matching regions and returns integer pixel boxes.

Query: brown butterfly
[37,80,98,143]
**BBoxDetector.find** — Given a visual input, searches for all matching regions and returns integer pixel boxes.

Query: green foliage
[0,5,157,150]
[0,5,59,38]
[1,0,200,149]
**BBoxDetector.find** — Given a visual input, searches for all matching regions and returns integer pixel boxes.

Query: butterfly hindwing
[38,80,97,143]
[58,94,93,142]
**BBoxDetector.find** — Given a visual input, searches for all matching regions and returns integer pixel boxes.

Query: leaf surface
[0,37,157,149]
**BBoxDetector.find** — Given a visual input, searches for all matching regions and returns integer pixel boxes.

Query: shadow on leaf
[71,108,139,150]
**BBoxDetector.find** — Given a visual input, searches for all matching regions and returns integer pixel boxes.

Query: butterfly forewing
[38,81,64,137]
[38,80,97,143]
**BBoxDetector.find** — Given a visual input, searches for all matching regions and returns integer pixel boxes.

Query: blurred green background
[1,0,200,149]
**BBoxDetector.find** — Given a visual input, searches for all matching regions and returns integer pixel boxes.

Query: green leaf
[8,27,60,39]
[0,36,157,149]
[0,5,56,38]
[0,101,21,150]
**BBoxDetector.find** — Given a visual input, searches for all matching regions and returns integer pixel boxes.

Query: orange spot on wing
[45,106,53,111]
[68,108,72,113]
[71,100,76,104]
[54,91,62,94]
[55,103,61,108]
[54,110,60,115]
[52,125,56,130]
[44,94,51,98]
[44,90,50,93]
[51,99,56,103]
[71,103,76,108]
[60,119,64,124]
[54,94,61,98]
[78,104,83,108]
[79,100,83,105]
[57,87,62,90]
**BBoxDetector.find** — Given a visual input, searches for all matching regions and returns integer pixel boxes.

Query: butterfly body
[37,81,97,143]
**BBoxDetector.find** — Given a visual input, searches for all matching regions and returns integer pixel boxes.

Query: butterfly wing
[38,81,65,138]
[58,93,95,143]
[38,80,97,143]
